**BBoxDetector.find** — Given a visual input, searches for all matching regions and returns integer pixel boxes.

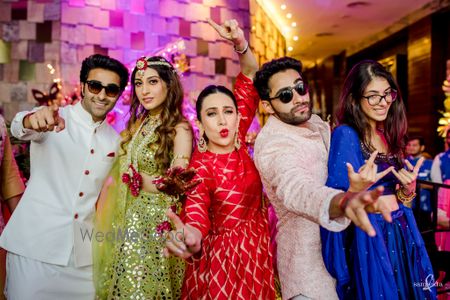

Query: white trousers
[5,252,94,300]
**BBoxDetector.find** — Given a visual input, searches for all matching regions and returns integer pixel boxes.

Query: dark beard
[273,101,313,125]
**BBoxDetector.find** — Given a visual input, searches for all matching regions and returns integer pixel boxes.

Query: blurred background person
[406,136,433,229]
[0,114,25,300]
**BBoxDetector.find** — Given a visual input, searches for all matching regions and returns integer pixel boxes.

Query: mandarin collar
[73,100,107,129]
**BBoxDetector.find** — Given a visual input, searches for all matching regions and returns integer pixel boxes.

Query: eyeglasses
[268,81,308,104]
[362,89,397,106]
[85,80,121,97]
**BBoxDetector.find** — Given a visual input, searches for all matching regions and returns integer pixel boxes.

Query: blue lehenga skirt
[321,204,436,300]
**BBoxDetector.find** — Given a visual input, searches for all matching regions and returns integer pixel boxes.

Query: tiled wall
[249,0,285,126]
[249,0,285,66]
[0,0,62,120]
[0,0,285,121]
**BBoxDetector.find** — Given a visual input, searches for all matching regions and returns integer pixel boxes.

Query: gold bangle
[170,154,190,166]
[396,188,416,204]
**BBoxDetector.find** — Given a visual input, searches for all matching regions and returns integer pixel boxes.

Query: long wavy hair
[336,60,407,155]
[120,56,186,172]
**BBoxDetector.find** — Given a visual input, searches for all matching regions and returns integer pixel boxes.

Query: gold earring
[234,133,241,150]
[198,132,207,152]
[234,119,241,150]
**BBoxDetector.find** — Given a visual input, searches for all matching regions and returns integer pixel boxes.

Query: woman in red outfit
[164,18,276,300]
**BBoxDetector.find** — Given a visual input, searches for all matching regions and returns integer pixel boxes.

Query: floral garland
[121,116,161,197]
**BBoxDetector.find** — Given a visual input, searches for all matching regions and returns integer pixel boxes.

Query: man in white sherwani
[0,54,129,300]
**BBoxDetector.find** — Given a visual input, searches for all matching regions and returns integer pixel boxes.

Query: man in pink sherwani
[253,57,392,300]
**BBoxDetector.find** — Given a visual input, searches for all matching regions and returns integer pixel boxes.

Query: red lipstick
[220,129,229,137]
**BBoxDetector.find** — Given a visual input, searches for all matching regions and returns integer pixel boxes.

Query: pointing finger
[206,18,222,32]
[55,116,65,132]
[355,207,376,237]
[166,209,184,230]
[229,19,238,33]
[412,157,425,174]
[367,150,378,166]
[346,163,356,176]
[375,166,393,182]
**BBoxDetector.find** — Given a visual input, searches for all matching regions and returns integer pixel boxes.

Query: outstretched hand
[23,104,65,132]
[153,167,201,196]
[163,209,202,259]
[207,17,257,78]
[207,18,246,49]
[347,151,394,192]
[342,186,392,237]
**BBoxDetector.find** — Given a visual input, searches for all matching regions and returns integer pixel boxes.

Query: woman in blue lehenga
[321,60,436,300]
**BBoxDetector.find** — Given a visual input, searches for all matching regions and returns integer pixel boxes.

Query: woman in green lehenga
[93,56,193,299]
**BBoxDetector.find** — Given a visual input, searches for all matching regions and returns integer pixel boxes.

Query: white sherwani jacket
[0,102,120,267]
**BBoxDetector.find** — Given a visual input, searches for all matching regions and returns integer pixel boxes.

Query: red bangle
[338,192,355,212]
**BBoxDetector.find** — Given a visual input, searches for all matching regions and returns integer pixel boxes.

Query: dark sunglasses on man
[85,80,121,97]
[268,81,308,104]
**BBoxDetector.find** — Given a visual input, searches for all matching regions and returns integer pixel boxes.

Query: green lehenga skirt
[93,160,184,300]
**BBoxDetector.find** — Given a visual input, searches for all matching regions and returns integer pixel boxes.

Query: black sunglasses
[85,80,121,97]
[268,81,308,103]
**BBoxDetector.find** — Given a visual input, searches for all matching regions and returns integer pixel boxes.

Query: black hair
[407,136,425,146]
[253,57,303,100]
[195,85,237,121]
[79,54,129,91]
[337,59,407,155]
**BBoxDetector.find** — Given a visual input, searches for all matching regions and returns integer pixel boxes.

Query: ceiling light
[287,46,293,52]
[281,4,286,10]
[291,22,297,27]
[286,13,292,19]
[293,36,299,41]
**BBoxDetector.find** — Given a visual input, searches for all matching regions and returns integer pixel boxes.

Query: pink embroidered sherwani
[254,114,350,300]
